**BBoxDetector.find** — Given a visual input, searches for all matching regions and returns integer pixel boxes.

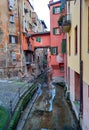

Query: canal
[22,82,81,130]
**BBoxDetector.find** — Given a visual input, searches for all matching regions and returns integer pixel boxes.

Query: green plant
[58,15,64,26]
[0,106,10,130]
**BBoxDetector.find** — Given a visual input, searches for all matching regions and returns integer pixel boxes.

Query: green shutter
[61,39,66,54]
[52,7,55,14]
[60,6,63,13]
[55,47,58,55]
[39,37,41,42]
[50,47,53,54]
[50,47,58,55]
[36,37,41,42]
[53,28,56,35]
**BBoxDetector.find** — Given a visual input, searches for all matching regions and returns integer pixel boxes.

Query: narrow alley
[23,83,80,130]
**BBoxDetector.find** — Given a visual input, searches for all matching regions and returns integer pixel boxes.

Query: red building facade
[48,0,66,78]
[23,0,67,79]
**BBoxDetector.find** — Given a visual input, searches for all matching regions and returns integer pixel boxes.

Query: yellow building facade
[66,0,89,130]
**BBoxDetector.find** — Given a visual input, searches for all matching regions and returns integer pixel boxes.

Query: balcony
[58,15,64,26]
[66,0,74,1]
[62,14,71,33]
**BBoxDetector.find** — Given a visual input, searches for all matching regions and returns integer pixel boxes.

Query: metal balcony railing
[66,0,74,1]
[62,14,71,32]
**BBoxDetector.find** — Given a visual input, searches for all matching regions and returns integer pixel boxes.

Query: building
[48,0,66,79]
[0,0,22,78]
[22,0,48,74]
[0,0,47,78]
[60,0,89,129]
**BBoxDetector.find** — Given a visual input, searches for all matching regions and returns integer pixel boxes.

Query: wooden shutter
[36,37,41,42]
[61,39,66,54]
[53,28,56,34]
[52,7,55,14]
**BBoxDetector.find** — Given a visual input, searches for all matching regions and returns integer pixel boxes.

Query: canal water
[23,83,81,130]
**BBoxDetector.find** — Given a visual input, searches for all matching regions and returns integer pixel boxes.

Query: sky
[30,0,50,31]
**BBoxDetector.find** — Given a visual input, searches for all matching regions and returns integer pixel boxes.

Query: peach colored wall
[34,34,50,48]
[22,34,28,50]
[49,1,66,77]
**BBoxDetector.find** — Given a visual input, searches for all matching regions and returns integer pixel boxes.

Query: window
[53,28,60,35]
[36,37,41,42]
[50,47,58,55]
[69,36,71,56]
[61,39,66,54]
[10,15,14,23]
[75,26,78,55]
[52,6,61,14]
[60,65,64,72]
[24,4,28,13]
[88,7,89,52]
[9,35,18,44]
[88,85,89,97]
[59,63,64,72]
[30,10,31,18]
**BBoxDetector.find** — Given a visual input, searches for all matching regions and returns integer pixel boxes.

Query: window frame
[36,37,41,42]
[75,25,78,55]
[88,7,89,52]
[9,35,18,44]
[52,6,61,14]
[53,27,60,35]
[69,36,71,56]
[10,15,14,23]
[50,47,58,55]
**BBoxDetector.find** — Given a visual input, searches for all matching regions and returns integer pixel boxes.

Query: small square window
[52,6,61,14]
[10,15,14,23]
[53,28,60,35]
[50,47,58,55]
[9,35,18,44]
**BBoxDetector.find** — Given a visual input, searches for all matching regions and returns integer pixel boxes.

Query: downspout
[18,0,22,70]
[79,0,83,118]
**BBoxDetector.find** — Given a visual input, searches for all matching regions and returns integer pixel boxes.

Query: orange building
[0,0,22,78]
[48,0,66,79]
[26,0,67,79]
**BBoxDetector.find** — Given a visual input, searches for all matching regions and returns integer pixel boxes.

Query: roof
[48,0,61,8]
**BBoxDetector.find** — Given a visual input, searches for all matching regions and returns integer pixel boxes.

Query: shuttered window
[75,26,78,55]
[52,6,60,14]
[53,28,60,35]
[69,36,71,56]
[50,47,58,55]
[61,39,66,54]
[36,37,41,42]
[88,7,89,52]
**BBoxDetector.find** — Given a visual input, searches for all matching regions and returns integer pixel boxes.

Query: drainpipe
[79,0,83,118]
[18,0,22,70]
